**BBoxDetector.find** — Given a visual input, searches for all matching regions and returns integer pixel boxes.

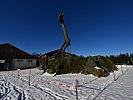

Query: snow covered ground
[0,65,133,100]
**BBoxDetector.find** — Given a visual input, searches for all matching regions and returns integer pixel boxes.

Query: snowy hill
[0,65,133,100]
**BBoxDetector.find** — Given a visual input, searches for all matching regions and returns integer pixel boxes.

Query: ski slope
[0,65,133,100]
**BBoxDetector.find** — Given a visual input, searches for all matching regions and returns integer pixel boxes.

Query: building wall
[0,60,5,70]
[11,59,37,69]
[0,43,37,70]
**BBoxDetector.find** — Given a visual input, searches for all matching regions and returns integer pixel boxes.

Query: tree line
[106,53,133,65]
[31,52,133,65]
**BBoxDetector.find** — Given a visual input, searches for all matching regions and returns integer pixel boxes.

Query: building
[38,49,60,70]
[0,43,37,70]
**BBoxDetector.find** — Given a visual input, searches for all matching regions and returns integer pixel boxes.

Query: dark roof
[39,49,60,57]
[0,43,35,59]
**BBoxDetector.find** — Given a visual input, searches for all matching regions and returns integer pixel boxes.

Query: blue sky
[0,0,133,56]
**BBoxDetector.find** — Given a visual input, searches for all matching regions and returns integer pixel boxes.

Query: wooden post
[121,65,123,75]
[113,71,116,81]
[17,69,20,86]
[29,70,31,86]
[75,79,78,100]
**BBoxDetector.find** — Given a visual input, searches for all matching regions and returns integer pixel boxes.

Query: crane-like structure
[38,12,71,72]
[58,12,70,52]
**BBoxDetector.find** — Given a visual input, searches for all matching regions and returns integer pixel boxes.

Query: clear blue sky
[0,0,133,56]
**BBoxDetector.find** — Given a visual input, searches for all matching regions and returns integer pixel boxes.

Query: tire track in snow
[0,76,27,100]
[19,76,68,100]
[0,80,11,99]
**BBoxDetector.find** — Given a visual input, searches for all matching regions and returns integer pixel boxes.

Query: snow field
[0,65,132,100]
[95,65,133,100]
